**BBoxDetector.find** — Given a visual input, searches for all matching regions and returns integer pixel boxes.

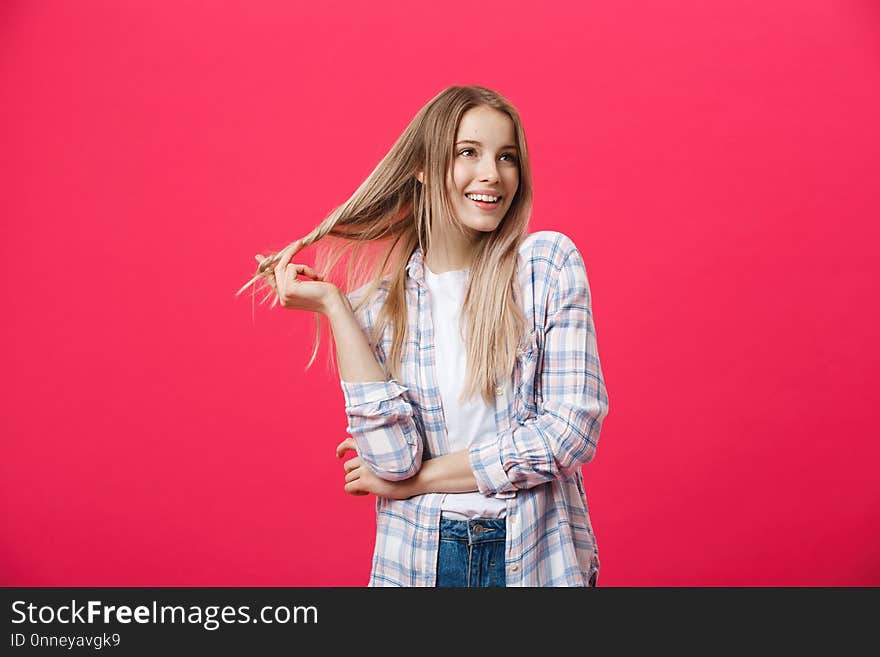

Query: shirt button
[511,565,519,572]
[495,386,504,396]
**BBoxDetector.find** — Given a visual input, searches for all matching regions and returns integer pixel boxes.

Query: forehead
[455,106,516,145]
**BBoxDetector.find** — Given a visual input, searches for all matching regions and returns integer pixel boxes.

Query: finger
[273,240,302,296]
[343,457,361,473]
[277,263,322,300]
[283,263,309,285]
[336,438,356,459]
[286,263,322,281]
[345,469,360,483]
[343,481,370,495]
[279,240,304,266]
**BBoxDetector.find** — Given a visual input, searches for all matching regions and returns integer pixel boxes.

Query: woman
[239,85,610,587]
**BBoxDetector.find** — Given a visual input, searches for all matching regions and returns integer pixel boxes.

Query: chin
[464,224,500,235]
[464,216,505,233]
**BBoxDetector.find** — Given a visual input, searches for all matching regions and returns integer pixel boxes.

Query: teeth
[466,193,500,202]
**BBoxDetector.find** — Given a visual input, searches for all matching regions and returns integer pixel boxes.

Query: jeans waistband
[439,517,506,544]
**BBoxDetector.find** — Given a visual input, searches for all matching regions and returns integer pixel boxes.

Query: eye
[457,148,518,163]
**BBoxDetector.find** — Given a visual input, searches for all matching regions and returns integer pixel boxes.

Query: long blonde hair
[237,85,533,406]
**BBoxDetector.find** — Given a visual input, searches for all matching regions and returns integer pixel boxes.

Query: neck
[424,227,480,273]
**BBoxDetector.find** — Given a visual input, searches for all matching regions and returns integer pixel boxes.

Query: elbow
[357,435,423,482]
[365,449,422,481]
[566,439,597,470]
[503,396,608,489]
[554,402,607,477]
[346,400,424,481]
[554,436,597,481]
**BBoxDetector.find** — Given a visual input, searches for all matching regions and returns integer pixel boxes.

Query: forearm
[325,291,387,382]
[329,291,422,481]
[408,450,479,496]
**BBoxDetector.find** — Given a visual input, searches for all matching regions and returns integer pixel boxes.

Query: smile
[465,193,502,210]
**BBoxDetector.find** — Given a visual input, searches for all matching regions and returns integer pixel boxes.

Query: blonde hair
[237,85,533,406]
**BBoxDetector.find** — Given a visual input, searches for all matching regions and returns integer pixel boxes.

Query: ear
[415,170,424,184]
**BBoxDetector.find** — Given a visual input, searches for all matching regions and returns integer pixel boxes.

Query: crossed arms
[331,244,609,499]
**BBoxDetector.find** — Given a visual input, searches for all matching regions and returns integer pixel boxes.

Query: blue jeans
[436,517,506,587]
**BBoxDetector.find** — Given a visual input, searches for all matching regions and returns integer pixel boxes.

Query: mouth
[464,193,502,210]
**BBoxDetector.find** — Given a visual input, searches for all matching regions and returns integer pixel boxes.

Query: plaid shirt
[340,231,610,586]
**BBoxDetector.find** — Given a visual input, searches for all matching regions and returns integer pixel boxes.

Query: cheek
[505,172,520,197]
[451,168,469,194]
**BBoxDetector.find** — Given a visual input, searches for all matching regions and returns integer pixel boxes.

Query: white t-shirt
[424,264,507,520]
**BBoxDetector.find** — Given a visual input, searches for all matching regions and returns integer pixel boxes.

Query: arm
[327,290,423,482]
[468,242,610,495]
[338,444,476,499]
[407,450,477,495]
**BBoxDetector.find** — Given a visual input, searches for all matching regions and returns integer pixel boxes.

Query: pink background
[2,1,878,586]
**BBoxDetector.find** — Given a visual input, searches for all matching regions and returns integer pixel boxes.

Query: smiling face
[445,105,520,234]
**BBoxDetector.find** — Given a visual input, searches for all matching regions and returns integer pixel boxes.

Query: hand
[336,438,414,500]
[256,239,340,315]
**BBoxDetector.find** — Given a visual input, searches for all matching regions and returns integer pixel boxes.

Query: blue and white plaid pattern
[340,231,610,586]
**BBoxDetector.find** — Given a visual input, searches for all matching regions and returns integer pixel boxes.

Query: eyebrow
[455,139,519,150]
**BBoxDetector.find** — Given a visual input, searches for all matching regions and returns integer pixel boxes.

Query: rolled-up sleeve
[469,241,609,494]
[339,283,423,482]
[340,378,423,481]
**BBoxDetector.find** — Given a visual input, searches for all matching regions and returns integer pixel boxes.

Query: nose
[477,156,500,182]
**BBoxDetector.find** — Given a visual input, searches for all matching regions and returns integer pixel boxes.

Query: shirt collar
[405,245,426,287]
